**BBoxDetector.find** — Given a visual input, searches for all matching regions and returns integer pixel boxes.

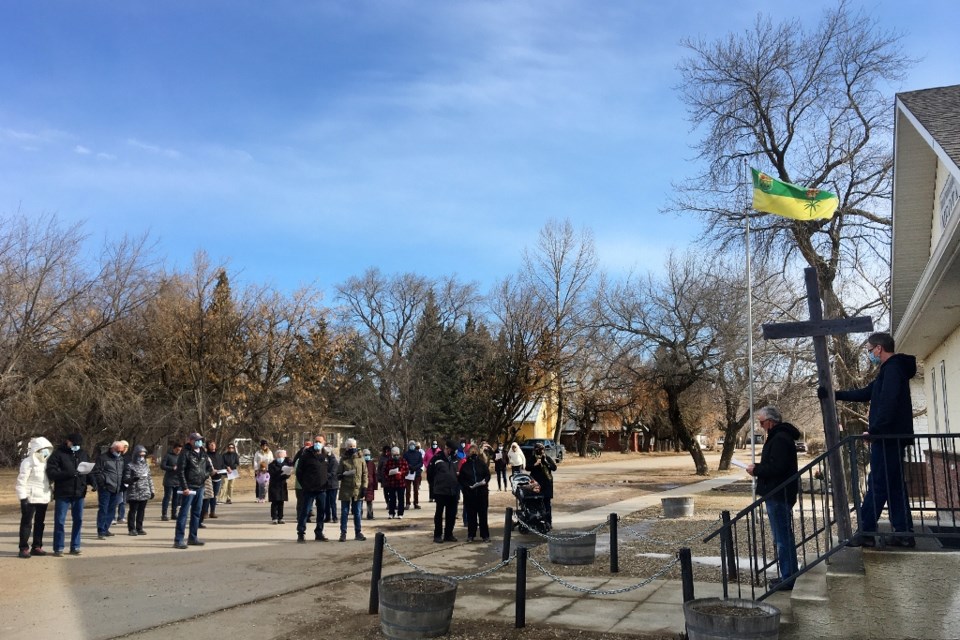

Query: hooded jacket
[337,449,368,501]
[123,451,156,502]
[46,444,92,500]
[427,451,460,498]
[507,444,526,467]
[16,437,54,504]
[835,353,917,436]
[160,448,181,488]
[753,421,801,506]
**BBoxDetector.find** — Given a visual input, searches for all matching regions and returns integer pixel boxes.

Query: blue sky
[2,1,958,299]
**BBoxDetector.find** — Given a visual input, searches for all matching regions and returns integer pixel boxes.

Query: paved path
[0,453,766,639]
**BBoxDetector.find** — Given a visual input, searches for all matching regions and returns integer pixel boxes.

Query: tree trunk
[665,388,708,475]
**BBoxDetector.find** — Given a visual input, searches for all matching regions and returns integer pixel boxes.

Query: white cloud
[96,152,116,160]
[74,145,91,155]
[126,138,182,159]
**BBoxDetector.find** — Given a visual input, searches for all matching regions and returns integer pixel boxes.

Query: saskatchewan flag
[751,169,838,221]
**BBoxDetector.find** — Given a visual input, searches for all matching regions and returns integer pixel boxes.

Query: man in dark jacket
[831,331,917,547]
[160,441,183,520]
[526,442,558,528]
[427,441,460,543]
[173,432,213,549]
[402,440,424,510]
[219,442,240,504]
[45,433,92,556]
[295,436,332,543]
[92,441,126,539]
[747,406,800,589]
[458,444,491,542]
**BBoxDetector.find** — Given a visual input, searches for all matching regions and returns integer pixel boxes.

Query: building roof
[891,84,960,357]
[898,85,960,169]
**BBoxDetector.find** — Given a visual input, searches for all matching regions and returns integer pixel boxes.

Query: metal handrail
[705,433,960,601]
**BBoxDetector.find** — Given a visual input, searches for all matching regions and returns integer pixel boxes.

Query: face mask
[38,449,51,461]
[195,440,204,449]
[392,454,400,460]
[138,454,146,461]
[346,448,356,456]
[313,443,322,451]
[868,351,881,366]
[409,445,415,451]
[470,453,478,459]
[432,444,438,450]
[70,445,80,452]
[364,455,371,461]
[113,451,121,458]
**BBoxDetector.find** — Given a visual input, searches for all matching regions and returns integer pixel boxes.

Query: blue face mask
[313,443,322,451]
[364,455,371,461]
[868,351,881,366]
[195,440,204,449]
[409,445,415,451]
[70,445,80,452]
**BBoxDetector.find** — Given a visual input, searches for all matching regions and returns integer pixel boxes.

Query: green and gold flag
[751,169,838,221]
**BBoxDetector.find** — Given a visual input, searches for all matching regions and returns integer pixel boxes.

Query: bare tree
[521,219,597,444]
[672,0,912,392]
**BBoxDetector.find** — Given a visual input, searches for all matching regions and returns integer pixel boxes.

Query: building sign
[941,174,959,232]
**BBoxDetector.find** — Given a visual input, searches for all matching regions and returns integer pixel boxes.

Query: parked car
[519,438,564,464]
[796,441,808,453]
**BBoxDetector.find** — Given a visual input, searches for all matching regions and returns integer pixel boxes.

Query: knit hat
[67,432,83,446]
[391,446,401,455]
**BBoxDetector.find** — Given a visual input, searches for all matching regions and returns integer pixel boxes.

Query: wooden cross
[761,267,873,541]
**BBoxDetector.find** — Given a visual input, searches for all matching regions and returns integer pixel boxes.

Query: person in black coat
[173,432,213,549]
[45,433,93,556]
[219,442,240,504]
[458,445,491,542]
[831,331,918,547]
[160,441,183,520]
[268,450,290,524]
[427,442,460,543]
[747,406,800,589]
[295,439,333,542]
[526,442,557,527]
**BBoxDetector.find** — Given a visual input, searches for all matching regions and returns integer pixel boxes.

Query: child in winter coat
[255,461,269,503]
[16,436,54,557]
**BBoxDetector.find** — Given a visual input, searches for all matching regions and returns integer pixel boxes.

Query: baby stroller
[511,473,551,534]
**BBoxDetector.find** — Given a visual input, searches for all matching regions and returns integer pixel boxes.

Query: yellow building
[513,399,557,441]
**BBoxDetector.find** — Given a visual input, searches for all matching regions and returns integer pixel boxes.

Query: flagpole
[744,159,756,499]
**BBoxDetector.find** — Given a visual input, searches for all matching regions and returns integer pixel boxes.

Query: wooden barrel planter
[661,496,694,518]
[548,531,597,565]
[683,597,781,640]
[379,572,458,639]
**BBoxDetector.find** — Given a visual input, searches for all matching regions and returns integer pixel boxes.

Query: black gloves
[817,386,828,400]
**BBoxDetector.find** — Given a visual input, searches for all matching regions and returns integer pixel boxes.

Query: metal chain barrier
[528,554,681,595]
[382,538,516,582]
[514,515,610,542]
[621,515,721,547]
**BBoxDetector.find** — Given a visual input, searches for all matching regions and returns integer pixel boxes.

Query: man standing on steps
[828,331,917,548]
[173,432,213,550]
[746,406,800,590]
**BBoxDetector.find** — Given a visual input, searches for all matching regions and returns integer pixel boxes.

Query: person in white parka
[16,436,54,558]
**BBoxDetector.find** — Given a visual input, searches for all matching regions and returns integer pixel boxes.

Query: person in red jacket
[382,447,409,519]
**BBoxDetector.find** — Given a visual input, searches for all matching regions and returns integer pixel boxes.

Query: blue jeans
[162,486,181,518]
[115,490,126,521]
[97,491,123,535]
[174,488,204,545]
[209,479,222,514]
[340,499,362,536]
[54,497,84,552]
[765,498,798,580]
[297,491,327,537]
[861,439,912,534]
[326,488,338,520]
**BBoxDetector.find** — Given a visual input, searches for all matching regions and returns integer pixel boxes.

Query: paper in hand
[77,462,95,474]
[405,473,415,481]
[730,459,749,470]
[281,465,294,476]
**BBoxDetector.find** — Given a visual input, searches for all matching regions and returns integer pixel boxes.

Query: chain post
[503,507,513,562]
[515,546,527,629]
[679,547,694,602]
[369,532,385,614]
[610,513,619,573]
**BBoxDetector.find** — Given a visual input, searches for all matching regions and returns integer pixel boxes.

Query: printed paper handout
[281,465,295,476]
[77,462,95,474]
[730,459,749,470]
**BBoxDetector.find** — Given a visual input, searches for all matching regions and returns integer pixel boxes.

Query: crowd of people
[15,429,559,557]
